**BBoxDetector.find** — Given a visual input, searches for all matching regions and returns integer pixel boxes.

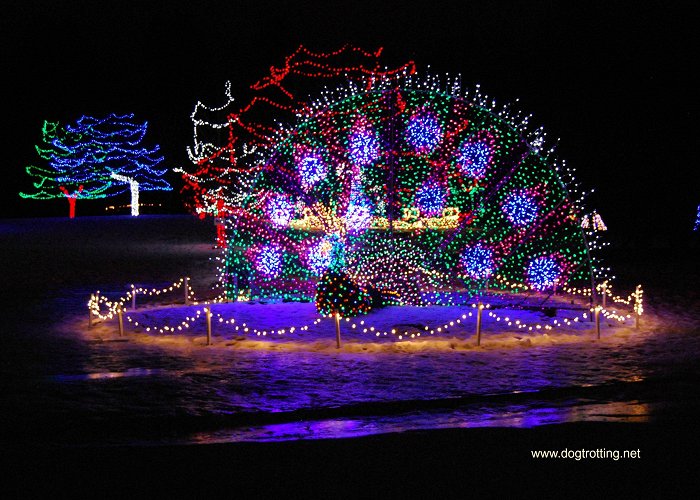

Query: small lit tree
[20,114,172,217]
[65,113,172,216]
[20,121,111,218]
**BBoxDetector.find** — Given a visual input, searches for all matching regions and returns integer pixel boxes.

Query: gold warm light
[288,205,461,232]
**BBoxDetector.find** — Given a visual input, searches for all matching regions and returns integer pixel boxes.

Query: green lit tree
[20,120,111,218]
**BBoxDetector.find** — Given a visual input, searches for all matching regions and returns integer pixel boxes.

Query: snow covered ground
[83,293,646,353]
[2,215,700,447]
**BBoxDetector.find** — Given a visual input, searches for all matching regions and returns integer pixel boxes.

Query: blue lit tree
[21,114,172,217]
[65,114,172,216]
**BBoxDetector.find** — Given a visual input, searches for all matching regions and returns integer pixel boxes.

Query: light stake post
[205,306,212,345]
[90,291,101,328]
[335,313,341,349]
[184,277,190,305]
[476,302,483,346]
[117,306,124,337]
[88,294,94,328]
[601,281,607,309]
[634,285,642,330]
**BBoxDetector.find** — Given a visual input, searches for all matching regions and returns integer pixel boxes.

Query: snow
[74,264,668,353]
[81,296,651,354]
[24,214,679,356]
[3,214,700,447]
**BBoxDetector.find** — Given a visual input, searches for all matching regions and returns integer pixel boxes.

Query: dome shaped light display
[217,64,607,314]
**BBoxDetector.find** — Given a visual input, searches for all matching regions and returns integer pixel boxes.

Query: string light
[169,46,629,336]
[581,210,607,231]
[527,255,561,291]
[20,114,172,217]
[179,44,416,217]
[456,131,497,179]
[88,277,644,343]
[218,67,608,308]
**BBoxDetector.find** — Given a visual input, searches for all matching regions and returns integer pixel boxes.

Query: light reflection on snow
[51,367,165,382]
[57,286,700,446]
[187,401,651,444]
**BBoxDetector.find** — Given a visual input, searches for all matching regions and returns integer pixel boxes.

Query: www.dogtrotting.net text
[531,448,641,460]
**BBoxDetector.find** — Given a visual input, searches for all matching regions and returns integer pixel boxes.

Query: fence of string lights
[87,47,645,347]
[87,276,643,346]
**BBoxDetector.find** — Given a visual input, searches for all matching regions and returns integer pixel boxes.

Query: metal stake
[476,303,483,346]
[335,313,341,349]
[206,306,212,345]
[634,285,641,330]
[117,307,124,337]
[88,294,94,328]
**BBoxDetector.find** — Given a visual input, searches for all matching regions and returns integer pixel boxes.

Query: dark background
[2,0,697,248]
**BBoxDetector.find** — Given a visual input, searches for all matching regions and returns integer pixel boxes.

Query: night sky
[2,0,697,246]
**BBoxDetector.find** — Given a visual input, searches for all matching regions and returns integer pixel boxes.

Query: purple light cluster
[415,181,446,217]
[345,194,373,234]
[348,128,380,166]
[502,191,539,227]
[460,244,495,280]
[406,111,443,153]
[267,194,294,227]
[255,245,284,278]
[297,152,327,189]
[527,255,561,290]
[456,137,493,179]
[307,238,333,275]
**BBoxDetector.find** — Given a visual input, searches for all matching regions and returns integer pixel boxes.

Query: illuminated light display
[406,110,443,153]
[345,195,373,234]
[460,244,495,280]
[172,46,615,321]
[255,245,284,278]
[88,276,644,344]
[219,67,608,309]
[267,194,295,227]
[179,45,416,217]
[20,121,110,217]
[581,210,607,231]
[414,180,447,217]
[348,117,381,166]
[527,255,561,291]
[501,191,540,227]
[111,173,140,217]
[20,114,171,217]
[694,205,699,231]
[296,150,328,189]
[456,132,496,179]
[315,269,372,317]
[346,236,443,305]
[307,237,335,275]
